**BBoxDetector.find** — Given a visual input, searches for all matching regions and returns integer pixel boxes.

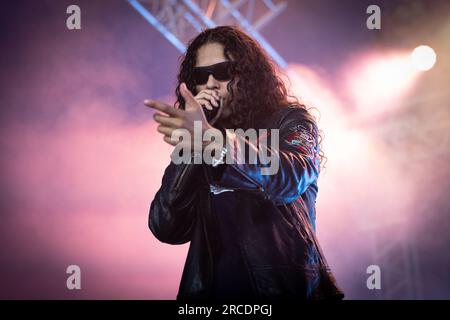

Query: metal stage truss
[127,0,288,68]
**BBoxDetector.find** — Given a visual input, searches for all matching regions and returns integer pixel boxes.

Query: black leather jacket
[149,106,344,301]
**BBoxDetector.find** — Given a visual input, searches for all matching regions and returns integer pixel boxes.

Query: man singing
[145,26,344,302]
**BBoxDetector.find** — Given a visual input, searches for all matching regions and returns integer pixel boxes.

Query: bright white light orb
[411,45,436,71]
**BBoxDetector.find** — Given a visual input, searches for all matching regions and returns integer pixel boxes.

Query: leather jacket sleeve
[149,158,205,245]
[216,107,320,206]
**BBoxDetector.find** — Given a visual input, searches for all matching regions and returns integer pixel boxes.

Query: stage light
[344,52,418,117]
[411,45,436,71]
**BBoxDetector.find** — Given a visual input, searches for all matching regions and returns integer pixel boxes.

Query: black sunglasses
[192,61,234,85]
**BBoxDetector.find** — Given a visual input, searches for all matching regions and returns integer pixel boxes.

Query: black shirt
[209,189,255,301]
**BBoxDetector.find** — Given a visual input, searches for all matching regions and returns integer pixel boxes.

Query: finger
[156,125,175,136]
[196,93,219,107]
[157,126,189,139]
[153,113,183,128]
[162,131,192,144]
[152,112,168,121]
[145,100,183,117]
[197,98,213,110]
[144,100,183,117]
[163,135,178,146]
[198,89,219,100]
[180,83,199,107]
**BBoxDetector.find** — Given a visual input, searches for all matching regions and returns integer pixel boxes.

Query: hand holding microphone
[194,89,224,125]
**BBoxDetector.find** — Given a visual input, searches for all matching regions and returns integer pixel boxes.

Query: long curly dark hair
[174,25,326,169]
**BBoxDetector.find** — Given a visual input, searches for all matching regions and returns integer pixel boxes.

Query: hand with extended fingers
[144,82,223,153]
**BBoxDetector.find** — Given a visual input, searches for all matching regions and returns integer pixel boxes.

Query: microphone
[203,96,224,125]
